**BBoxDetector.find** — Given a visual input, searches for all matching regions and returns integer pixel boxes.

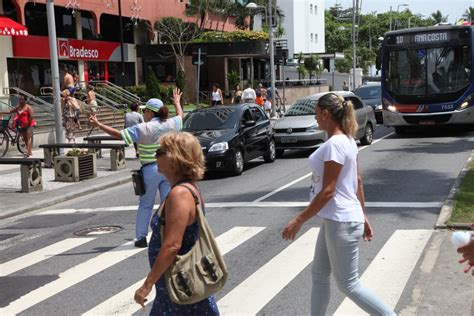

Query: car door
[249,106,271,156]
[348,96,367,139]
[240,106,259,160]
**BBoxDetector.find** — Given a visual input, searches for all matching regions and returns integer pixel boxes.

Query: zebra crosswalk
[0,226,433,315]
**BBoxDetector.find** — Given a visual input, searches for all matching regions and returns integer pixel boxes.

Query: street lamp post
[390,3,409,30]
[117,0,126,89]
[352,0,356,90]
[246,1,276,117]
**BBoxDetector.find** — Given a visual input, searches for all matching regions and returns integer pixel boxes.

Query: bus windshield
[385,45,471,96]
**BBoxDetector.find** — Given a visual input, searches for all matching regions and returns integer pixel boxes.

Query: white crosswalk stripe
[0,237,95,277]
[0,227,434,315]
[83,227,265,315]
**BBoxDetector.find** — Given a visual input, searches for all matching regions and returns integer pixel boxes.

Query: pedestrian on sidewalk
[86,85,98,113]
[282,93,395,316]
[61,90,77,144]
[124,102,144,158]
[242,84,256,103]
[89,88,183,248]
[1,96,36,157]
[134,132,219,315]
[457,224,474,276]
[210,83,223,106]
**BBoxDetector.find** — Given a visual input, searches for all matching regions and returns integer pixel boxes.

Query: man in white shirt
[242,84,256,103]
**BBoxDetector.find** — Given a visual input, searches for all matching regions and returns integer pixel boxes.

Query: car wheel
[360,124,373,145]
[395,126,406,135]
[276,149,285,158]
[231,149,244,176]
[263,139,276,163]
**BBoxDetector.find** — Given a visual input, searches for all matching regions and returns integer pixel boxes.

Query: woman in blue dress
[134,132,219,315]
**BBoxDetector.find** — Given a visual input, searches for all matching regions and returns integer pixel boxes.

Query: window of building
[315,5,318,14]
[311,33,313,42]
[315,33,318,43]
[144,60,177,82]
[310,4,313,14]
[100,14,134,43]
[81,11,96,40]
[25,3,76,38]
[2,0,18,21]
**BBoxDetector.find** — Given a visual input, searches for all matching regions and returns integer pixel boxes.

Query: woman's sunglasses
[155,148,167,158]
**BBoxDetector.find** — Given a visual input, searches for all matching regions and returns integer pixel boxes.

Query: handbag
[160,184,228,305]
[131,168,145,196]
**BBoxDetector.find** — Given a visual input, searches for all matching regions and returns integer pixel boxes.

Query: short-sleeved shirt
[121,116,182,165]
[308,134,364,223]
[124,111,144,128]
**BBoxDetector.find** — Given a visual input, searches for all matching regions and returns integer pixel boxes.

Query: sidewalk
[0,134,138,219]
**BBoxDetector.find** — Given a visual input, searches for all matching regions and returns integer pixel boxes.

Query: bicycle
[0,115,30,157]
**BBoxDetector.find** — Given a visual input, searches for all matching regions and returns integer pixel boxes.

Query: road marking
[334,229,432,315]
[38,201,443,215]
[217,228,320,315]
[83,227,265,315]
[0,237,95,277]
[0,233,151,315]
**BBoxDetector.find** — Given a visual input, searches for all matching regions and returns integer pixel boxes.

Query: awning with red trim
[0,17,28,36]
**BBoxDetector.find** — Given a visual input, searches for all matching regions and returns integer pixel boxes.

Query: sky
[325,0,472,24]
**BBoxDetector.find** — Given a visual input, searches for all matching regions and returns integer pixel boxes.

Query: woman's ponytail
[317,93,358,137]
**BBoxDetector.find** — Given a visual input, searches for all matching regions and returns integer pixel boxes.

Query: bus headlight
[383,98,398,113]
[457,94,474,110]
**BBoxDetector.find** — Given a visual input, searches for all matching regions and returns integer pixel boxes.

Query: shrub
[146,66,161,100]
[195,30,268,43]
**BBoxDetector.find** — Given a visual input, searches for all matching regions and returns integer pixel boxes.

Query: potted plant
[54,148,97,182]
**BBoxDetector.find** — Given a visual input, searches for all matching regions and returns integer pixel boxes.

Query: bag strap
[160,182,204,224]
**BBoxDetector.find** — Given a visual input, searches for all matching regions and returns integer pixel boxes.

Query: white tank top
[212,91,221,101]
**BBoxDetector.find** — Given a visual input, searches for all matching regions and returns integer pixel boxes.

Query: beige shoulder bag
[160,184,228,305]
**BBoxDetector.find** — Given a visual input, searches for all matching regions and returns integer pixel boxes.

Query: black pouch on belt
[131,168,145,196]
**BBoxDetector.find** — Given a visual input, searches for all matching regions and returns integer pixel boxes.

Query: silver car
[274,91,377,157]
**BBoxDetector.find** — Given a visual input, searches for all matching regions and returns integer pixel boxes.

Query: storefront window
[2,0,18,21]
[145,61,177,82]
[100,14,134,43]
[8,58,77,95]
[108,62,136,86]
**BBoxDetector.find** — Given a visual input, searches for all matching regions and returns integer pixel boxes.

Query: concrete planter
[54,154,97,182]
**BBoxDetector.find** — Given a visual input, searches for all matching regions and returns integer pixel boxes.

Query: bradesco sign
[12,35,124,61]
[58,39,119,60]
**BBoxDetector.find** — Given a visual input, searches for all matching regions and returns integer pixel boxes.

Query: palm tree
[430,10,448,24]
[463,7,474,22]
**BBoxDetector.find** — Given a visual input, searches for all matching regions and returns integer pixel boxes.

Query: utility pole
[268,0,276,117]
[118,0,126,88]
[46,0,64,145]
[352,0,357,90]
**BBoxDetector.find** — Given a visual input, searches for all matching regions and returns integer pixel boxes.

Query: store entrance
[85,61,107,82]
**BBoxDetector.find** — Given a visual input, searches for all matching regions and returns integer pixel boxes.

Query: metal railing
[89,80,142,106]
[3,87,54,114]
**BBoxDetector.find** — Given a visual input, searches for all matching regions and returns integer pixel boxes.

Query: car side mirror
[243,120,256,127]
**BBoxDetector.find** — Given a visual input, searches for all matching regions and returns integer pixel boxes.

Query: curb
[0,172,132,221]
[434,150,473,230]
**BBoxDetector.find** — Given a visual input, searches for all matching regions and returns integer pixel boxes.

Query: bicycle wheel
[0,131,9,157]
[16,133,30,155]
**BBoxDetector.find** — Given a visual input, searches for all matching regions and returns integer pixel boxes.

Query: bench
[83,135,124,158]
[39,143,126,171]
[0,158,43,192]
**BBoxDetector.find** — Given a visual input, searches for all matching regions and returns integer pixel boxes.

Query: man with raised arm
[89,88,183,248]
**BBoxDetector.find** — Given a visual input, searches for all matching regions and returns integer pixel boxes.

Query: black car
[183,104,276,175]
[354,82,383,124]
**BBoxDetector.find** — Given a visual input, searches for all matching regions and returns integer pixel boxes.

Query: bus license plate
[281,137,297,143]
[419,120,435,125]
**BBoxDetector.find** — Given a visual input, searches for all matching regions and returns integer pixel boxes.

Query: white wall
[278,0,325,58]
[0,36,13,97]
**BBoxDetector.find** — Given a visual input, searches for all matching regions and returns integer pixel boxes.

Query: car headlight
[306,124,319,132]
[383,98,398,113]
[375,104,382,110]
[457,94,474,110]
[208,142,229,152]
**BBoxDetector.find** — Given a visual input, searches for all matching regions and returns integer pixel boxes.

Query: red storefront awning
[0,17,28,36]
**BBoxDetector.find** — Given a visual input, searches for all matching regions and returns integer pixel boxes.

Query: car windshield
[385,45,471,96]
[354,85,381,99]
[284,98,316,116]
[183,107,239,131]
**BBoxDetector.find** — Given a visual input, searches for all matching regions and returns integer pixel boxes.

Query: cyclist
[1,96,36,157]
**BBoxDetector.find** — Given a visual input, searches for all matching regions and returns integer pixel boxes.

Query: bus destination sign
[388,31,453,46]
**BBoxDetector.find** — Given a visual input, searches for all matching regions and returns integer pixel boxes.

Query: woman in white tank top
[210,83,223,106]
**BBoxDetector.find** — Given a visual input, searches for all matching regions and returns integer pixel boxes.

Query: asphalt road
[1,125,473,315]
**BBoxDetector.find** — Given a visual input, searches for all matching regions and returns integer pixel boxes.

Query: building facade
[0,0,234,97]
[277,0,325,59]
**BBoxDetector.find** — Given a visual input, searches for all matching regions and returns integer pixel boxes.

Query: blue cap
[145,98,164,112]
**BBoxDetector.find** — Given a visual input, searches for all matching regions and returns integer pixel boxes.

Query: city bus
[381,25,473,134]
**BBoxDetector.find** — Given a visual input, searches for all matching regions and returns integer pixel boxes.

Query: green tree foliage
[145,66,160,100]
[464,7,474,22]
[304,53,320,80]
[176,70,186,95]
[430,10,448,24]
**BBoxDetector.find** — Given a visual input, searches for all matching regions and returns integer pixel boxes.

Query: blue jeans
[311,218,395,316]
[136,163,170,240]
